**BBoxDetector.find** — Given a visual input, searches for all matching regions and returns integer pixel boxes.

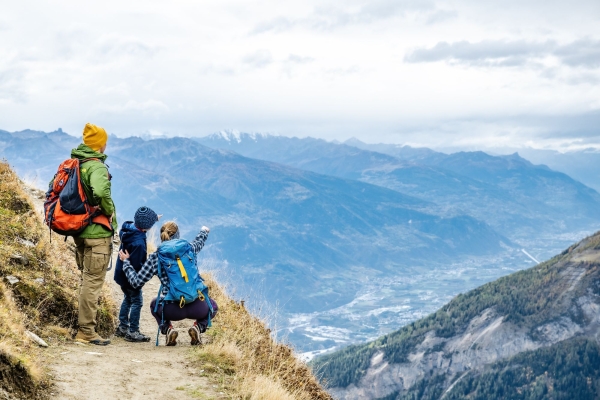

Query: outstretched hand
[119,249,130,261]
[202,226,210,233]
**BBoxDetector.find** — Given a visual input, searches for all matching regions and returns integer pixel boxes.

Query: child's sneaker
[125,331,151,342]
[115,325,128,338]
[188,322,202,346]
[165,326,178,346]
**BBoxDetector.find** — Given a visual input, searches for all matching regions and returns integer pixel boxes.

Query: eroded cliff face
[331,235,600,400]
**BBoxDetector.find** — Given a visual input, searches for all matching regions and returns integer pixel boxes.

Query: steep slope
[314,231,600,399]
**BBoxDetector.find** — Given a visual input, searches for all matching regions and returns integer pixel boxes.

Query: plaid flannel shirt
[122,228,209,296]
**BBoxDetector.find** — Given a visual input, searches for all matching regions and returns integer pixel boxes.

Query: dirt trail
[47,274,220,399]
[25,187,221,399]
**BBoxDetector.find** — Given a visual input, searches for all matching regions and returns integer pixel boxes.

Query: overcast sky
[1,0,599,151]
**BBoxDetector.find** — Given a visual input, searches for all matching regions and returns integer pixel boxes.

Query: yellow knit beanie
[82,123,108,151]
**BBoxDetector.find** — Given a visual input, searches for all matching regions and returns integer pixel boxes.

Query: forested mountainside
[314,231,600,399]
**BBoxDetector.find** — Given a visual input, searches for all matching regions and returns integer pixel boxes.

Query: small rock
[17,238,35,248]
[10,254,29,266]
[25,330,49,347]
[5,276,19,285]
[34,278,45,285]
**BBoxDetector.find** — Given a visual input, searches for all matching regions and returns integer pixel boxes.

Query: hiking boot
[188,323,202,346]
[115,325,128,338]
[125,331,151,343]
[165,326,178,346]
[75,330,111,346]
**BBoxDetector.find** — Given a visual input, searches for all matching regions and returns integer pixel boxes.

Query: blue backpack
[153,239,213,345]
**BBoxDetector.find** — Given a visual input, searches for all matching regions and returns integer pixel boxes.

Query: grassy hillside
[0,161,116,399]
[195,272,333,399]
[312,231,600,390]
[0,160,331,399]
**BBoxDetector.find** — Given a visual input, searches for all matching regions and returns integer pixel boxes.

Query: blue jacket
[114,221,147,290]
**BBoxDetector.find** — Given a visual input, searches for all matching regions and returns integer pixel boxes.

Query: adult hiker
[118,221,218,346]
[69,123,118,345]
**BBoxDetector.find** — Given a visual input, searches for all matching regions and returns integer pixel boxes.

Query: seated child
[114,206,160,342]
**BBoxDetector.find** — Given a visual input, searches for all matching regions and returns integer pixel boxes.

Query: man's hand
[119,249,130,261]
[202,226,210,233]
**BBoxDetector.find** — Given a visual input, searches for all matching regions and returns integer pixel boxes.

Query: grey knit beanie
[134,207,158,230]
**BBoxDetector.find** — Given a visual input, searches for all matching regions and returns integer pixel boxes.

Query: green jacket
[70,144,118,238]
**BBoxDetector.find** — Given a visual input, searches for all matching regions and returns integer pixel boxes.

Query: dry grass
[192,272,333,400]
[0,161,117,398]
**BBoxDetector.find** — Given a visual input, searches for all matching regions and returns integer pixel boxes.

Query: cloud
[425,9,458,25]
[405,38,600,69]
[251,17,296,35]
[286,54,315,64]
[96,36,159,58]
[251,0,434,34]
[405,39,555,66]
[554,38,600,68]
[563,72,600,86]
[0,66,27,103]
[242,50,273,69]
[281,54,315,78]
[199,64,237,76]
[94,99,170,115]
[323,65,361,78]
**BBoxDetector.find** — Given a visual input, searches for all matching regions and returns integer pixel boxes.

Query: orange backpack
[44,158,113,238]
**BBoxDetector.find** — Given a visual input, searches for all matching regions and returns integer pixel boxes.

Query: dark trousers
[118,286,143,332]
[150,297,218,332]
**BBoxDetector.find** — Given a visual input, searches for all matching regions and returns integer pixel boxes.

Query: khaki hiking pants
[74,236,112,335]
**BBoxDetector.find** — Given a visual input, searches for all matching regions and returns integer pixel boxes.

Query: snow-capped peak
[219,129,242,143]
[212,130,276,143]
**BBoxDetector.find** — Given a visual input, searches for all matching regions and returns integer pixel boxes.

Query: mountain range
[198,131,600,260]
[313,231,600,399]
[2,128,600,356]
